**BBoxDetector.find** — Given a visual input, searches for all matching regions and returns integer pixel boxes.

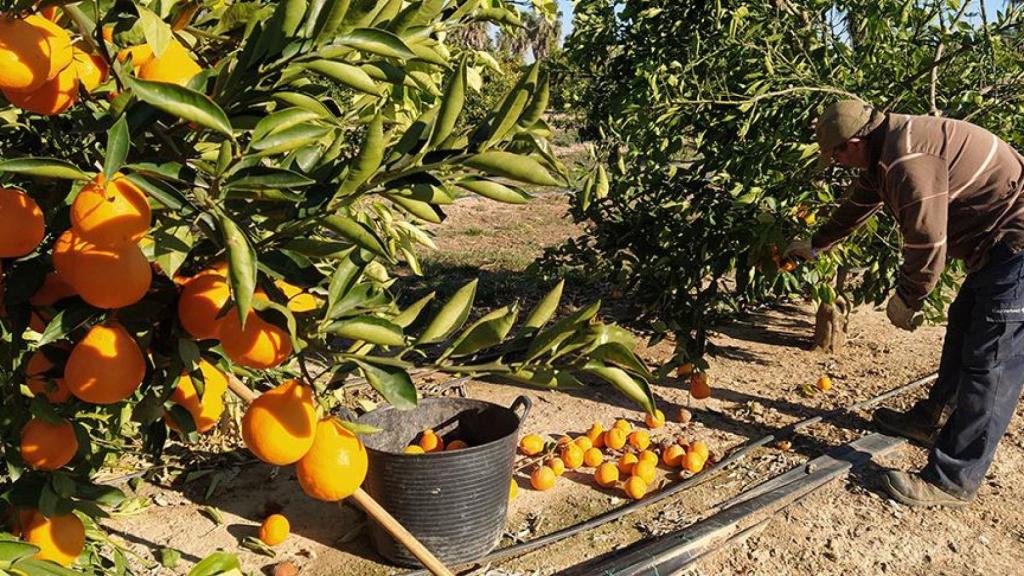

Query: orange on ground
[518,434,544,456]
[2,53,77,115]
[65,323,145,404]
[594,462,619,487]
[177,271,231,340]
[603,427,627,451]
[676,362,694,377]
[508,477,517,502]
[258,514,290,546]
[662,444,685,468]
[817,375,833,392]
[683,450,706,473]
[275,279,318,312]
[623,476,647,500]
[638,449,659,467]
[677,408,692,424]
[242,380,317,465]
[586,422,604,445]
[689,440,709,461]
[573,435,592,452]
[618,452,639,475]
[628,430,651,451]
[0,17,51,92]
[296,418,368,501]
[419,429,444,453]
[20,417,77,470]
[219,310,292,369]
[446,439,468,451]
[26,348,70,403]
[633,459,656,484]
[167,360,229,433]
[71,173,151,246]
[690,372,711,400]
[561,443,584,470]
[583,447,604,468]
[52,230,152,309]
[645,409,665,429]
[0,188,45,257]
[24,15,72,80]
[23,512,84,567]
[404,445,425,455]
[613,419,632,432]
[545,457,565,476]
[556,435,572,446]
[72,45,108,91]
[530,465,555,491]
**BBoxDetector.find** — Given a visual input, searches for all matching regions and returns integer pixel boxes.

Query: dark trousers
[921,244,1024,496]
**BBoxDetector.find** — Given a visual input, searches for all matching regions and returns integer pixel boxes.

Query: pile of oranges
[403,428,470,454]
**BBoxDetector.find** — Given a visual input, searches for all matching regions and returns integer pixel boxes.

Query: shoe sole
[872,415,937,447]
[881,475,973,508]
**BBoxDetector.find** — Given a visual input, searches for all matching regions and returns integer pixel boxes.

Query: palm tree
[449,19,492,50]
[526,8,563,62]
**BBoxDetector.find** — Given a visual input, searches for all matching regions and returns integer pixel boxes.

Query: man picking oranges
[785,100,1024,508]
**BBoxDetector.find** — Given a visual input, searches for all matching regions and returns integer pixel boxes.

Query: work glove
[783,238,816,262]
[886,292,925,332]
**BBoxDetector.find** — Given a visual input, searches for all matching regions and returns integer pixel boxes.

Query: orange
[530,465,555,491]
[177,271,231,340]
[40,6,62,22]
[638,449,659,468]
[556,435,572,447]
[65,323,145,404]
[583,447,603,468]
[219,310,292,369]
[101,25,113,43]
[117,44,154,68]
[613,419,632,432]
[72,45,107,92]
[508,478,518,502]
[628,430,651,451]
[0,188,45,257]
[446,439,468,451]
[573,436,592,452]
[585,422,604,445]
[418,429,444,453]
[0,17,51,92]
[594,462,619,487]
[662,444,685,468]
[645,409,665,429]
[274,279,318,312]
[689,440,709,462]
[560,443,584,470]
[20,417,77,470]
[618,452,639,475]
[676,363,694,377]
[25,15,72,80]
[404,445,425,455]
[29,272,77,332]
[518,434,544,456]
[817,375,833,392]
[23,512,85,567]
[242,379,317,465]
[545,457,565,476]
[677,408,692,424]
[296,418,368,501]
[623,476,647,500]
[603,428,627,451]
[682,450,706,473]
[53,230,152,309]
[123,39,201,86]
[26,348,70,403]
[2,46,78,116]
[258,514,290,546]
[690,372,711,400]
[632,459,656,484]
[167,360,228,433]
[71,173,151,246]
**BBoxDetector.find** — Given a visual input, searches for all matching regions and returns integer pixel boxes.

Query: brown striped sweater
[812,113,1024,309]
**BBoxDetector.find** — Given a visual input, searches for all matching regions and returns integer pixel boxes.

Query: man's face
[831,138,870,169]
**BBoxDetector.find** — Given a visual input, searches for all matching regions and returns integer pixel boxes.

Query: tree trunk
[813,266,850,353]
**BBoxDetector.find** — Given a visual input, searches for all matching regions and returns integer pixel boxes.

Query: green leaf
[416,279,477,344]
[224,166,315,190]
[282,0,308,37]
[429,59,466,148]
[273,92,334,117]
[252,108,322,142]
[0,541,40,564]
[199,506,224,525]
[327,316,406,346]
[137,6,173,56]
[446,304,519,358]
[103,116,130,180]
[251,123,331,156]
[312,0,353,44]
[519,69,550,127]
[351,359,417,409]
[392,292,434,328]
[483,62,539,147]
[187,552,242,576]
[456,177,531,204]
[387,194,444,223]
[590,342,654,382]
[130,78,233,137]
[487,368,580,389]
[338,419,382,435]
[326,247,366,310]
[322,215,387,256]
[523,279,564,329]
[465,152,560,187]
[524,300,601,361]
[38,307,100,347]
[337,113,385,196]
[338,28,416,59]
[305,60,381,95]
[0,158,89,180]
[9,558,81,575]
[221,216,257,327]
[585,364,656,414]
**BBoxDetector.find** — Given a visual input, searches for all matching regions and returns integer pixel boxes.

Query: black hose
[402,372,937,575]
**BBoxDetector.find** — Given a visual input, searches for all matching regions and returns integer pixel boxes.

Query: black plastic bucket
[355,395,531,567]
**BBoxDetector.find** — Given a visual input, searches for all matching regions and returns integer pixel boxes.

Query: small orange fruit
[241,380,317,465]
[404,445,425,455]
[690,372,711,400]
[530,465,556,491]
[645,409,665,429]
[23,512,85,566]
[623,476,647,500]
[677,408,692,424]
[20,417,77,470]
[603,427,627,450]
[682,450,706,473]
[583,447,604,468]
[0,17,51,92]
[519,434,544,456]
[638,449,659,468]
[662,444,685,468]
[574,436,593,452]
[594,462,619,487]
[419,429,444,453]
[817,375,833,392]
[296,418,369,501]
[613,419,632,432]
[689,440,710,462]
[508,477,518,501]
[71,172,151,246]
[628,430,651,451]
[676,363,694,377]
[446,439,469,451]
[545,457,565,476]
[618,452,639,475]
[0,189,44,258]
[65,323,145,404]
[219,310,292,369]
[258,514,289,546]
[561,443,584,470]
[26,348,71,404]
[177,271,231,340]
[632,459,656,484]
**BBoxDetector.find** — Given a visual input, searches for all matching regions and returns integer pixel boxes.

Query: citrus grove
[0,0,655,573]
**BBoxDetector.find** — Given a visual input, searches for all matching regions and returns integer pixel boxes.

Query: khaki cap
[815,99,877,168]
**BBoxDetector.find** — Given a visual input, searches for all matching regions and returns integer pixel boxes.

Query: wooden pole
[227,375,454,576]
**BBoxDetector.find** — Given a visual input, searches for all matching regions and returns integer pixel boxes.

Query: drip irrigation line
[403,371,937,575]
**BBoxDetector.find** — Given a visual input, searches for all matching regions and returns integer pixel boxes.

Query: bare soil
[105,193,1024,576]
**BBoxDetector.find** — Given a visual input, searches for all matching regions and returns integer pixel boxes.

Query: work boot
[872,401,943,446]
[882,470,974,508]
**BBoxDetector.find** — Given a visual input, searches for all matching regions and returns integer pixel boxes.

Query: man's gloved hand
[783,239,816,262]
[886,292,925,331]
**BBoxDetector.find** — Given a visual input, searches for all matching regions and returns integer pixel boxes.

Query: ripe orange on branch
[71,173,151,246]
[219,310,292,369]
[20,417,77,470]
[65,323,145,404]
[296,418,368,501]
[23,511,85,566]
[242,379,317,466]
[0,188,45,257]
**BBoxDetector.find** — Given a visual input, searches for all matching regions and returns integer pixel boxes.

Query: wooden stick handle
[227,376,455,576]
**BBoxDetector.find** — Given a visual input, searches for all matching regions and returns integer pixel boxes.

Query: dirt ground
[104,192,1024,576]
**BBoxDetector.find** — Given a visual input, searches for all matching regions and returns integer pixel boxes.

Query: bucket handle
[509,395,532,425]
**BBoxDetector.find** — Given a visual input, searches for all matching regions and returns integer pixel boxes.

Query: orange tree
[545,0,1024,369]
[0,0,655,572]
